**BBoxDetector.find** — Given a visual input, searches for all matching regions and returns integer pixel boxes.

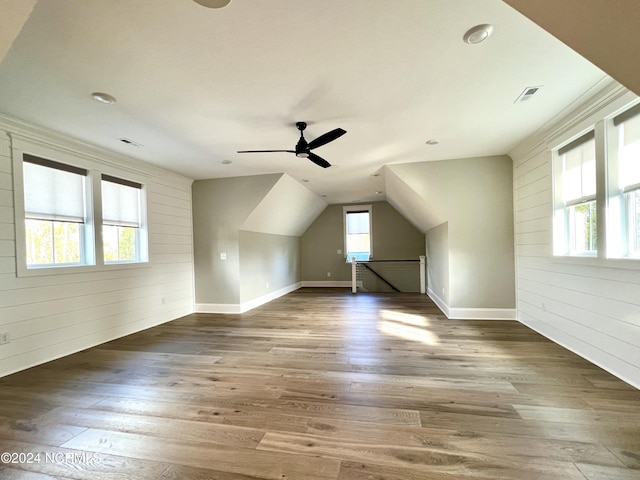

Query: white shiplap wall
[0,117,194,377]
[511,82,640,388]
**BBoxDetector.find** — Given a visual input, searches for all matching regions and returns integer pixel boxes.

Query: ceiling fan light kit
[237,121,346,168]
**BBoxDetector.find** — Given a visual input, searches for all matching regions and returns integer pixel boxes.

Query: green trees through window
[25,219,81,266]
[103,225,137,262]
[569,201,597,254]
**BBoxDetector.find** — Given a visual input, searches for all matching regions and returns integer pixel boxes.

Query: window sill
[552,254,640,271]
[18,260,151,278]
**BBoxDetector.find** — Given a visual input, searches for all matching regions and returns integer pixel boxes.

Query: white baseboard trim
[196,282,302,314]
[427,288,516,320]
[300,281,352,288]
[195,303,243,314]
[518,314,640,390]
[448,307,517,320]
[427,288,450,317]
[241,282,301,313]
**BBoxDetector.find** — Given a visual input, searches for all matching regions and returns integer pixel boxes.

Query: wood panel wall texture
[511,83,640,388]
[0,124,195,378]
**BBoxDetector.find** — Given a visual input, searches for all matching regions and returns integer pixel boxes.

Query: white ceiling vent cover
[514,86,543,103]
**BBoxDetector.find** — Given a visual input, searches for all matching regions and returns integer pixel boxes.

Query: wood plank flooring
[1,288,639,479]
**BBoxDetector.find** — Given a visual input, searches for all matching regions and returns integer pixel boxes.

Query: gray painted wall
[192,174,280,305]
[301,201,425,282]
[426,221,449,305]
[239,231,300,303]
[387,156,515,309]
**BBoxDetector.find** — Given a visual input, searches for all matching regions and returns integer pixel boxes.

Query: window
[15,147,149,275]
[612,103,640,257]
[344,205,372,262]
[101,174,145,263]
[554,132,597,256]
[22,155,91,267]
[627,189,640,256]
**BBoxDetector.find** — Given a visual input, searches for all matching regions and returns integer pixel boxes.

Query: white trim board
[196,282,301,314]
[518,314,640,390]
[427,288,516,320]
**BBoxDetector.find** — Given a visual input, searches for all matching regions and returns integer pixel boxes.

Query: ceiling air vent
[118,138,143,148]
[514,86,542,103]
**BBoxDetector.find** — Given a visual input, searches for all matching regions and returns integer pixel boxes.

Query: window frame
[624,187,640,257]
[606,101,640,259]
[343,204,373,262]
[551,94,640,266]
[553,130,599,257]
[11,137,150,277]
[101,174,148,265]
[21,154,94,268]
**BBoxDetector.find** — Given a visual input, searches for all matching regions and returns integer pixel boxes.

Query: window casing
[101,174,146,263]
[14,145,149,276]
[626,189,640,256]
[611,103,640,258]
[554,132,598,256]
[22,154,93,268]
[552,98,640,262]
[344,205,372,262]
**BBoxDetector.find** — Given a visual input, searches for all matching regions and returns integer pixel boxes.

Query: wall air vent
[118,138,143,148]
[514,86,543,103]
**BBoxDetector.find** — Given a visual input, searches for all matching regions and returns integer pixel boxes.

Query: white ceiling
[0,0,607,204]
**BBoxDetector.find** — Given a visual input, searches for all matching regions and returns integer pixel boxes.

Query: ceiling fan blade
[237,150,295,153]
[307,128,346,150]
[308,152,331,168]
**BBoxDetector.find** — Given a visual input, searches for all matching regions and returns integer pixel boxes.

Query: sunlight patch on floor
[378,310,439,345]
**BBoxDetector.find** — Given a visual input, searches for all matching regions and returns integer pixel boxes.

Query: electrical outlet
[327,272,331,277]
[266,282,269,289]
[0,332,10,345]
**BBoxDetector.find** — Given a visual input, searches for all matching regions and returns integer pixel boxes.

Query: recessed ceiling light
[301,179,310,183]
[91,92,117,104]
[371,173,381,177]
[193,0,231,8]
[321,195,327,198]
[221,159,232,164]
[463,24,494,45]
[376,191,384,195]
[426,139,439,145]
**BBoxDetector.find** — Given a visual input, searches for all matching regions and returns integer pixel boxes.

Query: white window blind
[614,104,640,192]
[23,155,87,222]
[101,175,142,227]
[560,132,596,205]
[346,211,370,235]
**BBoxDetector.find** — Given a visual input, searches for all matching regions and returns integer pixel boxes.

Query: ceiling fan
[237,122,346,168]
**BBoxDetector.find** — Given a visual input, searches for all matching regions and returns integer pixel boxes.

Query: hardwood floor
[0,288,639,479]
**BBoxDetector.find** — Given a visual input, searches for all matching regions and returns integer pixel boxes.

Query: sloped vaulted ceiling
[241,174,327,237]
[503,0,640,98]
[0,0,36,63]
[0,0,608,205]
